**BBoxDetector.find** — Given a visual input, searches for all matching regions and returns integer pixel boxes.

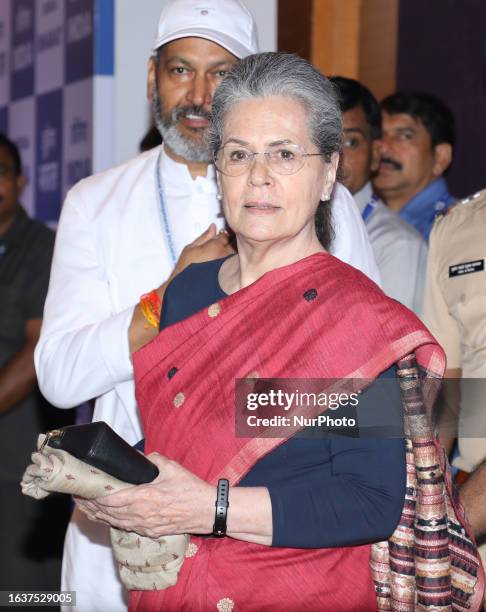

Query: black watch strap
[212,478,229,537]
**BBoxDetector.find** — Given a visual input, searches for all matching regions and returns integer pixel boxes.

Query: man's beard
[151,84,212,163]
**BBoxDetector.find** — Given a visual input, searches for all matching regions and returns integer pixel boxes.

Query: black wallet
[40,421,159,485]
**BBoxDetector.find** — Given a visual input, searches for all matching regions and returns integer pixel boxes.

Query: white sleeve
[378,234,428,313]
[329,183,381,286]
[34,188,135,409]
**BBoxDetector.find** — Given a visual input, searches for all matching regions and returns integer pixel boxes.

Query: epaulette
[458,190,484,205]
[456,190,485,207]
[437,189,486,218]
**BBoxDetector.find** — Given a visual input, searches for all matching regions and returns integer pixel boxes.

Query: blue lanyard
[156,150,177,266]
[361,194,379,222]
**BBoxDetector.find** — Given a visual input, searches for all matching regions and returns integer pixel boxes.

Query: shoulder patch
[438,189,486,218]
[458,190,485,206]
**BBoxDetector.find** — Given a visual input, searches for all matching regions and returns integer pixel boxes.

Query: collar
[161,145,216,185]
[399,177,454,240]
[400,176,452,220]
[353,182,375,214]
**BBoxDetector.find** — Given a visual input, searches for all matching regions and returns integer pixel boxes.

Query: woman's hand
[76,453,216,539]
[77,451,273,545]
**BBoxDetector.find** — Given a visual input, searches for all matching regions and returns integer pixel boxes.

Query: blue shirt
[159,258,406,548]
[399,177,454,240]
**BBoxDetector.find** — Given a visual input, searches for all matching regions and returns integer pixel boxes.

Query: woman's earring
[217,193,223,201]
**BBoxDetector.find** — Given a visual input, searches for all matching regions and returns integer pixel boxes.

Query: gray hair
[208,52,342,159]
[208,52,342,249]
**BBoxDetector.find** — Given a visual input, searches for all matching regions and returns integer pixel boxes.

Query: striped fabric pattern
[371,355,483,611]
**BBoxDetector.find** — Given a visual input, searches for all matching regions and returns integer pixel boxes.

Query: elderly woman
[78,53,483,610]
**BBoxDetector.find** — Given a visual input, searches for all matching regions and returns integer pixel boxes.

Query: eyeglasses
[0,164,15,179]
[214,143,324,176]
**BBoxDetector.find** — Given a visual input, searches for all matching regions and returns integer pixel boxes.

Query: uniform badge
[449,259,485,277]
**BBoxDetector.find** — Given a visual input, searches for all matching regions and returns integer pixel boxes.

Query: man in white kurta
[35,3,380,611]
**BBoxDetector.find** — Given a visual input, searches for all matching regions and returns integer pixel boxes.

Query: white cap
[153,0,259,58]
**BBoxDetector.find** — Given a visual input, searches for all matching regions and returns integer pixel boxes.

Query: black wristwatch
[212,479,229,537]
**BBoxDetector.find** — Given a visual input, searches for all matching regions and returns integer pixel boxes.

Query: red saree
[131,253,484,611]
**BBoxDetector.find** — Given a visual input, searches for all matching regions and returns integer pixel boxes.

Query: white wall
[114,0,163,165]
[113,0,277,166]
[243,0,277,52]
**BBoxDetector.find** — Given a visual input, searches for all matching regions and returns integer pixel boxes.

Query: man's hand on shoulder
[171,224,235,279]
[128,225,235,356]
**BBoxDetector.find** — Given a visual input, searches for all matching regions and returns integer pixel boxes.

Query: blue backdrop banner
[0,0,114,222]
[36,88,63,221]
[10,0,35,101]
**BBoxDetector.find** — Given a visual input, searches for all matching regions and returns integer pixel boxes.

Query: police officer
[422,188,486,573]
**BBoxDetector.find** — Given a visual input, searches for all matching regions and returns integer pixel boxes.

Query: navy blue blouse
[159,258,406,548]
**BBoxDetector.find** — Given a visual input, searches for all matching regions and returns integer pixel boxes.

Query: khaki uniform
[422,189,486,473]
